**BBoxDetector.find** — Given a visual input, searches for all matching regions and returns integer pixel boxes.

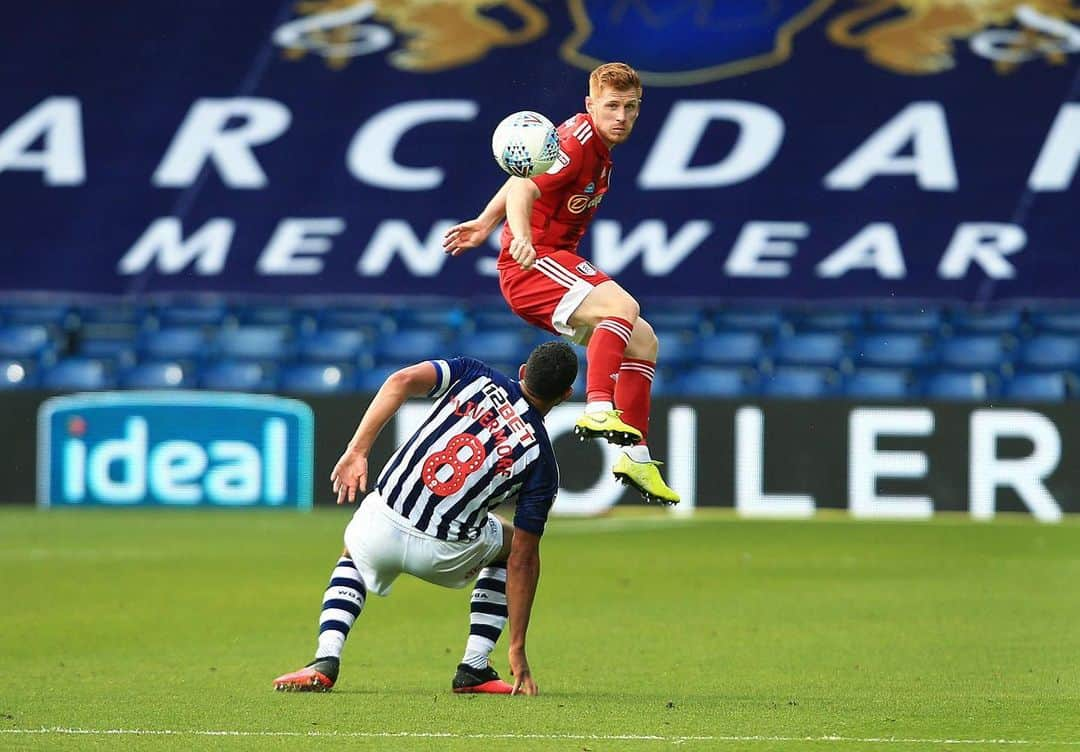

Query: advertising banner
[2,2,1078,301]
[3,390,1076,521]
[36,391,314,508]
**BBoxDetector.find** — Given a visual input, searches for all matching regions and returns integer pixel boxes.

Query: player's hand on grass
[330,451,368,505]
[508,237,537,270]
[443,219,491,256]
[508,647,538,696]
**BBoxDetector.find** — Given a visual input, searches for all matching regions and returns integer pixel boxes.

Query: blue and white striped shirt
[375,357,559,541]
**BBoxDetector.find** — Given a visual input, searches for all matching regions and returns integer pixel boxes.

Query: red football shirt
[499,112,612,261]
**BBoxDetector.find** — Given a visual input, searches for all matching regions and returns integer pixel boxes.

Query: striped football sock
[615,357,656,442]
[586,316,633,404]
[315,555,367,660]
[461,565,508,669]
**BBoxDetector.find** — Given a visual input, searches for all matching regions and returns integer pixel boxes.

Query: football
[491,111,560,178]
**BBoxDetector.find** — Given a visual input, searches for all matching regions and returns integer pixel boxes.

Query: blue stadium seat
[949,308,1023,333]
[645,309,706,335]
[921,371,996,401]
[41,358,115,390]
[231,304,296,326]
[677,366,754,397]
[1029,310,1080,334]
[759,367,836,398]
[843,369,911,400]
[119,361,195,389]
[74,303,143,326]
[937,335,1009,370]
[198,361,276,392]
[138,326,211,361]
[375,328,451,364]
[699,332,765,367]
[150,302,229,328]
[865,309,943,333]
[0,304,71,327]
[279,363,353,394]
[0,359,38,389]
[0,324,59,360]
[771,333,846,367]
[712,309,783,334]
[297,329,374,364]
[74,324,138,364]
[852,333,934,368]
[216,326,293,361]
[469,308,524,331]
[655,330,699,367]
[389,305,467,331]
[464,330,534,364]
[1003,372,1067,402]
[786,309,863,332]
[1017,335,1080,370]
[316,308,394,335]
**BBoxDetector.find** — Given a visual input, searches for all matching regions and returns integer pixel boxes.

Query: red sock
[586,317,633,404]
[614,358,655,442]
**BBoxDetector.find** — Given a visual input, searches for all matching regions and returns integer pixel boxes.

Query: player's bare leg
[568,281,642,445]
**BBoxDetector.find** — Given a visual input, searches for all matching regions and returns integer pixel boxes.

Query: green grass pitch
[1,507,1078,751]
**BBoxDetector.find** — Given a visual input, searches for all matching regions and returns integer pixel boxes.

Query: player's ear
[584,95,593,113]
[518,364,527,381]
[561,386,574,404]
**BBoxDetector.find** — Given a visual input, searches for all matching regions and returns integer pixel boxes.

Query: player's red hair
[589,62,642,98]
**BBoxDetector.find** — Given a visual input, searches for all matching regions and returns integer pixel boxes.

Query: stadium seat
[316,308,394,335]
[279,363,353,394]
[852,333,934,368]
[297,329,375,364]
[138,326,212,361]
[0,304,71,327]
[645,309,706,335]
[469,308,525,331]
[937,335,1009,370]
[699,331,765,367]
[0,359,37,389]
[73,303,143,326]
[677,366,754,397]
[119,361,194,389]
[389,304,468,331]
[464,330,534,364]
[0,324,59,360]
[198,361,276,392]
[231,304,296,326]
[1028,310,1080,334]
[865,308,943,333]
[771,333,846,367]
[843,369,911,400]
[73,323,138,364]
[150,302,229,328]
[654,330,699,367]
[712,309,783,334]
[1003,372,1067,402]
[40,358,115,390]
[949,308,1023,333]
[921,371,996,400]
[216,326,294,361]
[1016,335,1080,370]
[759,367,836,398]
[785,309,863,332]
[375,328,451,364]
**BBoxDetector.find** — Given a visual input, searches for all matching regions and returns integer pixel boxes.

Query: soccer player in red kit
[444,62,678,505]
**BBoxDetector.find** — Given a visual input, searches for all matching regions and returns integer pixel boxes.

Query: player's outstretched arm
[443,177,514,256]
[330,362,438,504]
[506,527,541,696]
[506,178,541,269]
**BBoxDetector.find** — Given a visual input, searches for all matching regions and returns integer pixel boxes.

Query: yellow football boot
[612,454,681,505]
[572,409,642,446]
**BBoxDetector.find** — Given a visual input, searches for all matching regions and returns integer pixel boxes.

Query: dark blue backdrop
[1,1,1077,301]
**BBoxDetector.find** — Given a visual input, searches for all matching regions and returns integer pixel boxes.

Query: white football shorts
[343,490,504,597]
